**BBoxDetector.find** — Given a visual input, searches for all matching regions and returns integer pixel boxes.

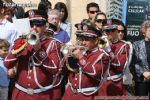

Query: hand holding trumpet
[71,46,84,59]
[11,31,40,55]
[60,43,87,58]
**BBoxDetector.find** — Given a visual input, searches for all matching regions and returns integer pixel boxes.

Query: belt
[71,86,98,94]
[15,83,50,95]
[107,73,123,81]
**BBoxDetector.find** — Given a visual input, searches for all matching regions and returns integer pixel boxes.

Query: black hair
[4,7,14,17]
[95,12,107,20]
[38,0,52,13]
[13,6,25,19]
[0,0,4,9]
[86,2,100,12]
[54,2,68,23]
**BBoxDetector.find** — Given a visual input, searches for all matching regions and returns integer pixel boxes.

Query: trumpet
[60,44,87,57]
[60,44,87,72]
[21,32,39,45]
[98,37,106,49]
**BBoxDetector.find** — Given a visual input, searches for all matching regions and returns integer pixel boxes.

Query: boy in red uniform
[99,19,133,96]
[62,23,110,100]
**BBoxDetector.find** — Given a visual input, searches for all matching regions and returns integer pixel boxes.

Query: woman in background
[131,20,150,96]
[4,7,14,23]
[54,2,72,38]
[38,0,52,13]
[93,12,107,30]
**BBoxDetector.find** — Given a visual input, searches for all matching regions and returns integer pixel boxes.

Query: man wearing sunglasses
[4,9,61,100]
[83,2,100,23]
[99,19,133,96]
[111,19,126,41]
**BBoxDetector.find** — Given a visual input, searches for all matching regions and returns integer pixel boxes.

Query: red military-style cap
[102,19,117,30]
[75,23,102,38]
[24,9,47,27]
[24,9,47,20]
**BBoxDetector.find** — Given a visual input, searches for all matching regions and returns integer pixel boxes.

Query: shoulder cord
[32,40,59,89]
[31,40,55,66]
[107,43,126,81]
[52,41,65,87]
[108,42,133,81]
[117,42,133,75]
[122,42,133,83]
[111,43,127,66]
[124,41,133,70]
[79,52,111,96]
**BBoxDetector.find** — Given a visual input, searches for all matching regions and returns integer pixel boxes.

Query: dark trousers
[135,81,150,96]
[8,77,16,100]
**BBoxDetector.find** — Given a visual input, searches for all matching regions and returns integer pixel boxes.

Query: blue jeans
[0,87,8,100]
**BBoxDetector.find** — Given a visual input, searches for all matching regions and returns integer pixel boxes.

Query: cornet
[21,32,39,45]
[60,44,87,72]
[60,44,87,58]
[98,37,106,49]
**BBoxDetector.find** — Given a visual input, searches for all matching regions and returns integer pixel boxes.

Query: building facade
[106,0,123,20]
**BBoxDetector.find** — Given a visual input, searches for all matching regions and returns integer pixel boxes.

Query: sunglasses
[95,19,107,24]
[104,29,117,33]
[118,30,124,33]
[30,20,46,27]
[60,9,65,13]
[89,10,98,14]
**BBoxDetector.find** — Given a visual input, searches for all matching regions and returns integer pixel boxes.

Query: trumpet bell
[98,38,106,49]
[60,44,87,57]
[26,32,39,45]
[60,44,87,72]
[60,45,73,57]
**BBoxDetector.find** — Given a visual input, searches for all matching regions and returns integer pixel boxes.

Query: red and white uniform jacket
[99,40,133,96]
[62,47,110,100]
[4,37,61,100]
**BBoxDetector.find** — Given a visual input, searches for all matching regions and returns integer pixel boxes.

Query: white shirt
[0,18,18,50]
[60,20,72,38]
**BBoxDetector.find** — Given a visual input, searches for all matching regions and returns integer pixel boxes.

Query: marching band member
[3,9,61,100]
[99,20,133,96]
[62,23,110,100]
